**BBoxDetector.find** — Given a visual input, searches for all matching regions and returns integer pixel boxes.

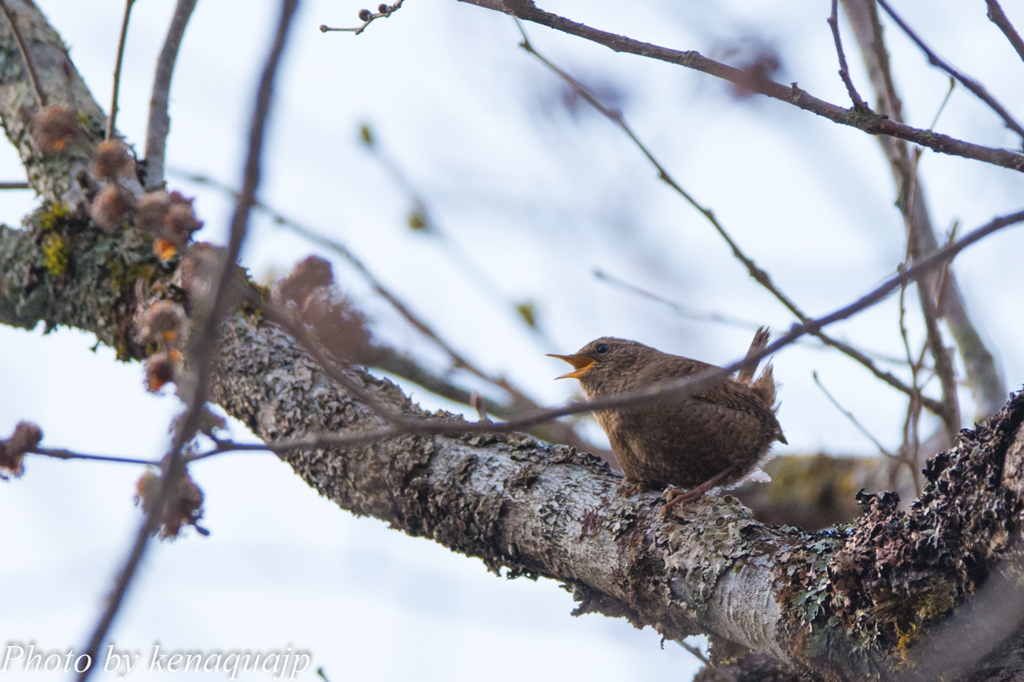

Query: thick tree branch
[209,309,1024,680]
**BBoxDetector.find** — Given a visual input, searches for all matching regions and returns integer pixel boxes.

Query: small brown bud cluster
[137,300,188,393]
[84,138,139,233]
[89,183,135,233]
[272,256,374,364]
[29,105,80,153]
[173,243,226,302]
[144,349,182,392]
[135,191,203,261]
[91,140,136,181]
[137,300,188,347]
[0,422,43,480]
[135,470,208,538]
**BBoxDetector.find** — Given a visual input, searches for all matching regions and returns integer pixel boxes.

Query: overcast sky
[3,0,1024,680]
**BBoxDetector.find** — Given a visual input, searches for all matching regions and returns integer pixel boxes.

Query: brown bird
[548,328,786,515]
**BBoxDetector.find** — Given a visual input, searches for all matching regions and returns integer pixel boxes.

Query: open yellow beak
[547,353,596,380]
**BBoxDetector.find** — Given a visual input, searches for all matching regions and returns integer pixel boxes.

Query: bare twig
[520,27,946,417]
[679,640,711,667]
[827,0,869,110]
[320,0,404,35]
[927,77,956,133]
[595,269,914,365]
[168,170,605,455]
[192,208,1024,458]
[875,0,1024,144]
[916,269,961,442]
[897,268,925,496]
[813,371,895,456]
[31,447,161,466]
[356,126,553,343]
[0,181,30,189]
[172,170,541,401]
[595,269,773,331]
[242,287,407,424]
[76,1,300,678]
[0,0,45,108]
[986,0,1024,64]
[458,0,1024,173]
[106,0,136,141]
[144,0,198,190]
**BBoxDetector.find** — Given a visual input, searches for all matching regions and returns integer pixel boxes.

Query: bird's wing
[694,378,786,443]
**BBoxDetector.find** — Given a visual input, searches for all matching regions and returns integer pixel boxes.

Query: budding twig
[320,0,405,36]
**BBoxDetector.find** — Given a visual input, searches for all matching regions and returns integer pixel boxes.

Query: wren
[549,328,785,515]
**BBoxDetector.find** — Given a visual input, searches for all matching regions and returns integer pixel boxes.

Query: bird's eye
[596,343,609,354]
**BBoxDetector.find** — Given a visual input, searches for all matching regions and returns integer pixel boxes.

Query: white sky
[2,0,1024,680]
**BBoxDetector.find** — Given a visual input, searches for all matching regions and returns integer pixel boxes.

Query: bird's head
[547,337,651,395]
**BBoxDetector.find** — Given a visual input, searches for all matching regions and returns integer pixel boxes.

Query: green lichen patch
[41,232,69,276]
[665,494,760,614]
[0,200,168,359]
[37,202,69,232]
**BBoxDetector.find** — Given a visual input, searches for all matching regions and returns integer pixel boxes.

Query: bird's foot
[618,479,647,497]
[658,464,738,520]
[659,487,710,518]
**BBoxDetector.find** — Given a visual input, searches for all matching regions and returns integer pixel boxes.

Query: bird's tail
[739,328,784,439]
[737,326,770,384]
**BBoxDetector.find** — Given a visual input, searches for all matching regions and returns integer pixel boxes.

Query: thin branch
[842,0,1007,420]
[172,170,542,403]
[812,371,895,456]
[595,268,776,331]
[168,170,605,456]
[319,0,405,35]
[519,27,947,418]
[875,0,1024,144]
[0,181,30,189]
[0,0,45,108]
[243,287,407,424]
[357,127,554,343]
[917,268,961,442]
[31,447,161,466]
[144,0,198,190]
[897,267,925,496]
[828,0,869,110]
[106,0,136,141]
[594,268,909,365]
[986,0,1024,64]
[457,0,1024,173]
[76,1,300,678]
[927,77,956,133]
[191,208,1024,457]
